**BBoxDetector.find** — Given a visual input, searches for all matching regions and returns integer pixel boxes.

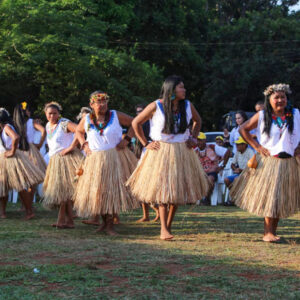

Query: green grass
[0,203,299,299]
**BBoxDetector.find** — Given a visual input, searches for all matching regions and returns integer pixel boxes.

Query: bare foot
[263,233,279,242]
[160,231,174,241]
[25,213,35,220]
[274,235,281,241]
[51,223,65,229]
[96,223,106,233]
[136,217,150,223]
[0,214,7,219]
[82,220,100,226]
[152,215,160,222]
[64,224,75,229]
[105,227,118,236]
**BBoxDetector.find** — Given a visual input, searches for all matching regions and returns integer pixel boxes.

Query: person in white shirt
[230,84,300,242]
[229,111,248,154]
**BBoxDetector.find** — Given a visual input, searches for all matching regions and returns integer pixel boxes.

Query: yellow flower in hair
[21,101,27,110]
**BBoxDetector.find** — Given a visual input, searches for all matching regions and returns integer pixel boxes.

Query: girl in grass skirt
[73,91,138,235]
[0,108,44,219]
[43,102,83,229]
[230,84,300,242]
[13,103,47,211]
[126,75,209,240]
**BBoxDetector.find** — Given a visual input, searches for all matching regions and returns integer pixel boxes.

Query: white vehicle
[204,131,224,145]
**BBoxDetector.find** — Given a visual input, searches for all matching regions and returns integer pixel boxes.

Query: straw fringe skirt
[126,142,209,205]
[73,147,139,217]
[23,143,47,174]
[43,149,83,209]
[0,150,44,197]
[230,154,300,218]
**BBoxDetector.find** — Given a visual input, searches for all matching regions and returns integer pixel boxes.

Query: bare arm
[190,103,202,139]
[116,111,135,150]
[4,125,20,157]
[239,113,270,156]
[33,121,46,149]
[132,102,156,147]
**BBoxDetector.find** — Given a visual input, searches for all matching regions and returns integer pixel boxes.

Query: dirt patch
[238,272,282,281]
[0,261,23,266]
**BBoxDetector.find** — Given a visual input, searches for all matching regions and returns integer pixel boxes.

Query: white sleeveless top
[26,118,35,143]
[85,110,122,151]
[0,124,17,153]
[150,100,192,143]
[256,109,300,156]
[46,118,74,157]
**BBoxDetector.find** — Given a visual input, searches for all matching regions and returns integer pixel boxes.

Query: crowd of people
[0,77,299,242]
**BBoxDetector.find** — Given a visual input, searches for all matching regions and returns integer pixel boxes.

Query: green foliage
[0,0,299,127]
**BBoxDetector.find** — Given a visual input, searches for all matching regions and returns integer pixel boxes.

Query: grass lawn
[0,203,299,299]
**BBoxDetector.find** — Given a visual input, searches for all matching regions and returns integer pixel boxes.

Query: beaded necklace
[272,112,291,137]
[90,111,112,135]
[47,121,59,139]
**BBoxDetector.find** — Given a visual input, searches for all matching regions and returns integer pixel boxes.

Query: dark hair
[255,101,264,106]
[160,75,187,134]
[263,93,293,136]
[135,103,146,110]
[235,110,248,128]
[90,90,110,124]
[44,102,62,113]
[13,105,29,151]
[0,108,13,126]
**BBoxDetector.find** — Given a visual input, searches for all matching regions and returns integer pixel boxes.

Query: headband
[263,84,292,97]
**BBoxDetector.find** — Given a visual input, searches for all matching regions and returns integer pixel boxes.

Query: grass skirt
[230,154,300,218]
[43,149,83,209]
[23,143,47,174]
[126,142,209,205]
[73,147,139,217]
[0,150,44,197]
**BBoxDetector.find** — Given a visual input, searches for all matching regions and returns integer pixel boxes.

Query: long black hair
[13,104,29,151]
[160,75,187,134]
[263,94,293,136]
[235,110,248,128]
[0,108,13,126]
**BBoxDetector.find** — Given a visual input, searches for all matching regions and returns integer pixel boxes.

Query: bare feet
[105,227,118,236]
[51,223,66,229]
[0,214,7,219]
[137,217,150,223]
[263,233,279,242]
[152,215,160,222]
[160,230,173,241]
[64,224,75,229]
[96,223,107,233]
[25,213,35,220]
[82,220,100,226]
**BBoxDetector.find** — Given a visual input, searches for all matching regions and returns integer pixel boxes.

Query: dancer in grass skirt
[127,75,209,240]
[43,102,83,229]
[73,91,138,235]
[230,84,300,242]
[0,108,44,219]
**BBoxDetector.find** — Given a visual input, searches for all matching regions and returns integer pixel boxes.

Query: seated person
[224,136,254,205]
[195,132,231,203]
[215,135,225,147]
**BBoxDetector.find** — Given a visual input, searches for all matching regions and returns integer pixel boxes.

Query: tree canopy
[0,0,299,128]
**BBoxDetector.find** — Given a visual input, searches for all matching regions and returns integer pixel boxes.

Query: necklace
[91,112,112,135]
[47,121,59,139]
